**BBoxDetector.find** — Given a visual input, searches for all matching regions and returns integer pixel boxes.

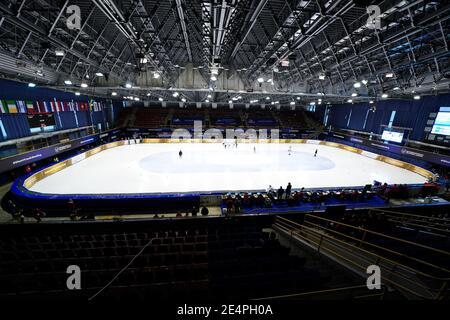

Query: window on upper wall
[347,109,353,128]
[323,107,330,126]
[388,110,396,128]
[0,119,7,140]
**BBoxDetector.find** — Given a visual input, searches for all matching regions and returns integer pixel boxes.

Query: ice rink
[29,142,427,194]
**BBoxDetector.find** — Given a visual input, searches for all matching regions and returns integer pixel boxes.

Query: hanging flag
[62,101,69,111]
[50,101,57,112]
[37,101,45,113]
[7,100,18,113]
[37,101,44,113]
[33,101,40,113]
[26,101,34,114]
[0,101,9,114]
[15,101,27,113]
[57,101,64,112]
[43,101,50,113]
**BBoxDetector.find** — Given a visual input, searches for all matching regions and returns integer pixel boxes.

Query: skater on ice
[314,149,318,157]
[179,150,183,158]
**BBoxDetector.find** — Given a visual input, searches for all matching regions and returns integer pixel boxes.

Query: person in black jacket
[286,182,292,197]
[201,206,209,216]
[277,186,284,200]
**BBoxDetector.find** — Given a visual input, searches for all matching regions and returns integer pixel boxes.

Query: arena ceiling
[0,0,449,105]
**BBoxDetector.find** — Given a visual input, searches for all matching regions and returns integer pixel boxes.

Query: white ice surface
[29,143,427,194]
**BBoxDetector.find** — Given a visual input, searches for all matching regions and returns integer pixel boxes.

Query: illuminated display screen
[381,130,404,143]
[431,112,450,136]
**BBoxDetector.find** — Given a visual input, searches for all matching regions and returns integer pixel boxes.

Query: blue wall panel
[324,93,450,141]
[348,103,369,131]
[75,111,89,128]
[0,114,31,141]
[57,112,78,130]
[0,79,90,102]
[0,79,123,141]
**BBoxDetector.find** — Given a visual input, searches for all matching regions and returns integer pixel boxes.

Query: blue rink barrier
[10,169,200,217]
[7,136,437,217]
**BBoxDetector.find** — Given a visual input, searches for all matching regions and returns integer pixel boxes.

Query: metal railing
[274,215,450,299]
[252,285,386,300]
[368,208,450,235]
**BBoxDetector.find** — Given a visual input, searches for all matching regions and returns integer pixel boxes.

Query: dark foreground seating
[0,217,328,301]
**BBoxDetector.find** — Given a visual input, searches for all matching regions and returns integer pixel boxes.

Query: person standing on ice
[288,146,292,156]
[314,149,318,157]
[253,146,256,153]
[179,150,183,158]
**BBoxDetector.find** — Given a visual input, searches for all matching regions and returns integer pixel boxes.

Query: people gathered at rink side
[222,184,376,214]
[221,181,427,214]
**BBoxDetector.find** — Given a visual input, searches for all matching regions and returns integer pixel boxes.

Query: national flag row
[0,100,105,114]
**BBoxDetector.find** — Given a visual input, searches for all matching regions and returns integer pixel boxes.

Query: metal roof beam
[175,0,192,62]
